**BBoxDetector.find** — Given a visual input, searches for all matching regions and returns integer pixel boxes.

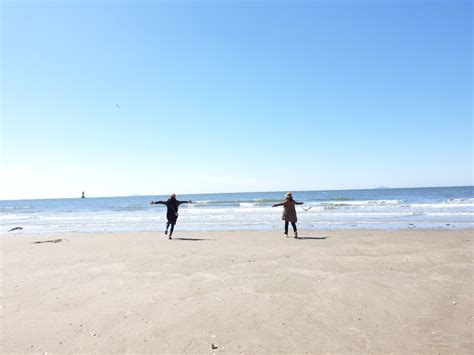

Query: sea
[1,186,473,234]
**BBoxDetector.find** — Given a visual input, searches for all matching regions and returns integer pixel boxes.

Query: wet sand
[1,229,472,353]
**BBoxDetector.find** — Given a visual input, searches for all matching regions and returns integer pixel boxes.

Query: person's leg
[291,222,298,238]
[169,223,175,238]
[284,221,289,236]
[165,221,170,234]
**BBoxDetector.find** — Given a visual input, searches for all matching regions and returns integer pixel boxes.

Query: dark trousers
[284,221,297,234]
[166,221,175,236]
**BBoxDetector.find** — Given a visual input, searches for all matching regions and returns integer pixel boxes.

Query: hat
[170,193,177,199]
[285,192,292,199]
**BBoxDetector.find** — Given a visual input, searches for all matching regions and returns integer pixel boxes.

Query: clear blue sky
[1,0,472,199]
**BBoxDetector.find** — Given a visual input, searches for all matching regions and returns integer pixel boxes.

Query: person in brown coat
[272,192,304,238]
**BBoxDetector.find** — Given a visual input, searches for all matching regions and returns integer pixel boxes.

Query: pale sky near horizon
[1,0,472,200]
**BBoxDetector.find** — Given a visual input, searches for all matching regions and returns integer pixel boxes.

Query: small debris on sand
[211,343,218,349]
[8,227,23,232]
[32,239,66,244]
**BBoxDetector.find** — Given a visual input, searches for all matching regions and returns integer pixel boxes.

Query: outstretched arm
[178,200,192,205]
[150,201,167,205]
[272,201,285,207]
[295,201,304,205]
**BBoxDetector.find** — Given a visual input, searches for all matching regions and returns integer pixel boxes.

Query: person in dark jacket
[150,194,192,239]
[272,192,304,238]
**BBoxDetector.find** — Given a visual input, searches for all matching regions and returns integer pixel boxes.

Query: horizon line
[1,184,472,202]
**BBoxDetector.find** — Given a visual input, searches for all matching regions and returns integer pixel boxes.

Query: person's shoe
[284,233,288,238]
[294,232,298,239]
[164,230,168,235]
[168,236,172,240]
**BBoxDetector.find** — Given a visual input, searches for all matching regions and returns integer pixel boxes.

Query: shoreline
[1,229,472,353]
[3,226,473,238]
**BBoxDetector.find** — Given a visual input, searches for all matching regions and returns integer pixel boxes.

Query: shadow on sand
[296,236,328,240]
[172,237,214,241]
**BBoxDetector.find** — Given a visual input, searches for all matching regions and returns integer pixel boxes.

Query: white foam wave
[239,202,257,207]
[411,203,474,208]
[447,198,474,204]
[0,214,32,221]
[309,199,402,207]
[195,200,212,204]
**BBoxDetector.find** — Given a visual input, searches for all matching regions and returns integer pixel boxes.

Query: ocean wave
[173,198,474,210]
[239,202,257,207]
[424,212,474,216]
[194,198,281,206]
[0,205,31,211]
[411,202,474,208]
[194,200,213,204]
[447,198,474,204]
[253,198,283,204]
[311,199,402,209]
[0,214,32,221]
[113,205,147,211]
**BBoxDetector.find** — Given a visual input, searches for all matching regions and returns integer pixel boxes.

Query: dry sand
[1,229,472,354]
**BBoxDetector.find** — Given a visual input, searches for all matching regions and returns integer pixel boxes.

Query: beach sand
[1,229,472,354]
